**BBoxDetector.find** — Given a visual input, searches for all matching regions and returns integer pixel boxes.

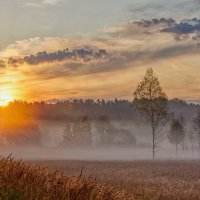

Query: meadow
[0,154,200,200]
[0,156,132,200]
[33,159,200,200]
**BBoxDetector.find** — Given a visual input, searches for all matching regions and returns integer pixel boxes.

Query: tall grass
[0,156,133,200]
[35,160,200,200]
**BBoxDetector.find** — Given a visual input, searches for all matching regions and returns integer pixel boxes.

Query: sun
[0,91,13,106]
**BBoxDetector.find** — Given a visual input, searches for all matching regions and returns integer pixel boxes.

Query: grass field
[32,160,200,200]
[1,155,200,200]
[0,156,132,200]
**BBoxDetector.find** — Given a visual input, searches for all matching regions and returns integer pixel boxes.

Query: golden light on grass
[0,156,131,200]
[0,90,13,106]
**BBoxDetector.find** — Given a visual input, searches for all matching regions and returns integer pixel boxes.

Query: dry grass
[0,156,134,200]
[1,155,199,200]
[33,160,200,200]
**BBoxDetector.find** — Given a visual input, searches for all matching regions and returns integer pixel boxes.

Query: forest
[0,98,199,154]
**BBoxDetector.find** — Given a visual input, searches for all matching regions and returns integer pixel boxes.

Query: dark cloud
[106,18,177,39]
[2,48,111,67]
[21,43,200,81]
[1,37,199,81]
[107,17,200,44]
[161,18,200,34]
[135,18,175,28]
[133,18,200,41]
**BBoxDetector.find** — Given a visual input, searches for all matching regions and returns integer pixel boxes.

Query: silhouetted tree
[168,118,185,157]
[134,67,168,159]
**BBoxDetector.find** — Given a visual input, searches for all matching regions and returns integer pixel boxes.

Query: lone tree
[168,118,185,157]
[134,67,168,159]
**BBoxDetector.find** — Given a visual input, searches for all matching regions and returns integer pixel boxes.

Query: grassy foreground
[0,156,133,200]
[34,160,200,200]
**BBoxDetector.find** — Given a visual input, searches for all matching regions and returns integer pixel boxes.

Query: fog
[0,145,200,161]
[0,99,200,161]
[0,119,199,161]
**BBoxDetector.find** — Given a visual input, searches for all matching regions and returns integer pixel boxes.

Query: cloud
[42,0,63,5]
[161,18,200,42]
[161,18,200,34]
[104,18,175,39]
[1,48,111,67]
[105,17,200,44]
[192,32,200,40]
[135,18,175,28]
[128,0,200,19]
[19,42,200,82]
[194,0,200,4]
[24,2,42,7]
[1,34,200,101]
[24,0,63,7]
[0,37,121,58]
[0,29,199,78]
[0,25,199,81]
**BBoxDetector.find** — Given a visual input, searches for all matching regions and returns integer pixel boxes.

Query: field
[0,156,132,200]
[1,155,200,200]
[32,160,200,200]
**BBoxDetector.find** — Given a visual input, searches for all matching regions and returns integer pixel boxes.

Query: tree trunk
[198,132,200,158]
[191,142,194,158]
[175,143,178,158]
[152,129,155,160]
[199,142,200,158]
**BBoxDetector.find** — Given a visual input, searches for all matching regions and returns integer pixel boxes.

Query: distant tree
[188,127,196,157]
[63,122,74,145]
[95,115,115,145]
[63,116,92,146]
[115,129,136,145]
[95,115,136,146]
[134,67,168,159]
[179,114,187,154]
[168,118,185,157]
[193,110,200,155]
[73,116,92,145]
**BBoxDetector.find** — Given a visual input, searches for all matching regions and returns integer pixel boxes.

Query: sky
[0,0,200,101]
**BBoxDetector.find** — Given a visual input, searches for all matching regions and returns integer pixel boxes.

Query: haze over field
[0,98,199,161]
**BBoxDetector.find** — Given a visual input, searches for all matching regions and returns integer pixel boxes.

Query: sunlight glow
[0,91,13,106]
